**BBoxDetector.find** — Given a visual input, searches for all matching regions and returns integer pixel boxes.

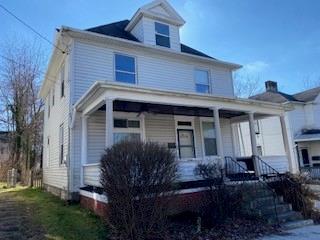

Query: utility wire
[0,3,66,54]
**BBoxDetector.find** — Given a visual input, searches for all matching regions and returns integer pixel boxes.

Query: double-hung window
[113,118,141,144]
[115,54,136,84]
[155,22,170,48]
[201,121,217,156]
[195,69,210,93]
[60,64,65,98]
[59,124,64,164]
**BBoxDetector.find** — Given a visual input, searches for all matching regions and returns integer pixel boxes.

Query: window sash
[195,70,210,93]
[59,124,64,164]
[115,54,136,83]
[202,121,217,156]
[155,22,169,36]
[60,65,65,98]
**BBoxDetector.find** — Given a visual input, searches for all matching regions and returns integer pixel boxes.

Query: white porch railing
[82,156,220,187]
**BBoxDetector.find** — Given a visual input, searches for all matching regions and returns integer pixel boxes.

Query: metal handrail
[225,156,279,223]
[255,156,309,218]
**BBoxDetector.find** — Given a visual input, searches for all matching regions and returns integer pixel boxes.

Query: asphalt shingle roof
[250,87,320,103]
[85,20,214,59]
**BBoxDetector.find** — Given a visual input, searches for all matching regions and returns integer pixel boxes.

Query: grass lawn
[1,187,108,240]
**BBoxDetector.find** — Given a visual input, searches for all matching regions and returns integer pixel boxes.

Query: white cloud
[241,61,269,74]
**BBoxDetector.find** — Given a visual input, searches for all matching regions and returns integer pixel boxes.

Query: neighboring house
[238,80,320,169]
[0,131,10,163]
[39,0,297,203]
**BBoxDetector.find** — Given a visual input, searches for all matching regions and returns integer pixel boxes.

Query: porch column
[213,107,224,168]
[280,114,298,173]
[248,112,260,176]
[80,115,88,187]
[105,97,114,148]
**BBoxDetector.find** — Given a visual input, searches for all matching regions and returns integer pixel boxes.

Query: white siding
[87,111,106,164]
[72,40,234,104]
[131,19,144,42]
[43,57,70,191]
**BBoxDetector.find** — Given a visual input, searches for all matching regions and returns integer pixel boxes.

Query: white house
[238,81,320,169]
[39,0,297,202]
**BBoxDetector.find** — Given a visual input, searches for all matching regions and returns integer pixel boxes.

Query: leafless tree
[233,71,264,98]
[0,41,44,183]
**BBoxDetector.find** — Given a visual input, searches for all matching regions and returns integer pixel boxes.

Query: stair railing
[225,156,279,224]
[255,156,309,218]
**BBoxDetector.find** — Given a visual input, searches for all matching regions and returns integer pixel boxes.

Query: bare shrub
[194,163,243,227]
[100,140,177,240]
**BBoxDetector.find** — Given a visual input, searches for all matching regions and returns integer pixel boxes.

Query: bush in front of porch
[100,140,177,240]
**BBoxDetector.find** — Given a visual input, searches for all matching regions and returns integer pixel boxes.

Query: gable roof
[250,86,320,103]
[86,20,214,59]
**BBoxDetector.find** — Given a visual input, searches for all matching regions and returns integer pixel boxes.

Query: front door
[301,148,310,167]
[177,129,195,159]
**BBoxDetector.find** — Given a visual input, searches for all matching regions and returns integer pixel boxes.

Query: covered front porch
[75,82,297,188]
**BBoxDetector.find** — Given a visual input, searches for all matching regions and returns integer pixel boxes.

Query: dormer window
[155,22,170,48]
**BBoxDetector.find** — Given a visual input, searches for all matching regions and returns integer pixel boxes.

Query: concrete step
[282,219,314,230]
[260,203,292,215]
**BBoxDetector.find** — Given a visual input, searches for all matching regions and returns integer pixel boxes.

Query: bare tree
[0,41,44,183]
[302,75,320,90]
[233,71,264,98]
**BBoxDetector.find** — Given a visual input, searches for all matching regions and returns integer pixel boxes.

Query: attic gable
[125,0,185,32]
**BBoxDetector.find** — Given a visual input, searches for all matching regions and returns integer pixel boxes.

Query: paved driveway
[260,225,320,240]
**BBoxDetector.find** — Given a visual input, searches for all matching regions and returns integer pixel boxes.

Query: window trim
[113,53,137,84]
[155,21,171,48]
[200,117,218,157]
[46,136,50,168]
[52,88,55,106]
[194,68,211,94]
[59,123,65,166]
[47,95,50,118]
[60,64,65,98]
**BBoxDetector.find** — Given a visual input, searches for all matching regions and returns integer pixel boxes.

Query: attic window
[155,22,170,48]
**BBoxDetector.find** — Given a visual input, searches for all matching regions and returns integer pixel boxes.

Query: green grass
[2,187,108,240]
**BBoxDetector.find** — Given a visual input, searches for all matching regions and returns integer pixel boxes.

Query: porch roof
[74,81,292,118]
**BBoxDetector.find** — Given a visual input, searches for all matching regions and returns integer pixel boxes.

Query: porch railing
[300,166,320,180]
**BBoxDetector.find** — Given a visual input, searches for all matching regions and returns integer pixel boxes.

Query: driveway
[0,191,45,240]
[260,225,320,240]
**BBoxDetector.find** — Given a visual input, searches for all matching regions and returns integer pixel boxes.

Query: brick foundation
[80,189,209,218]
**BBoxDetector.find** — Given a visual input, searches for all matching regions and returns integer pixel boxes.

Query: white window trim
[113,52,138,85]
[174,116,197,160]
[194,68,211,94]
[113,112,145,141]
[59,123,66,167]
[60,63,65,98]
[199,117,219,157]
[155,21,171,48]
[46,136,50,168]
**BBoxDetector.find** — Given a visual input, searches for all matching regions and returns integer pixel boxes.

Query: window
[47,96,50,118]
[113,118,141,144]
[195,69,210,93]
[47,136,50,167]
[201,121,217,156]
[257,146,263,156]
[155,22,170,48]
[52,88,55,106]
[60,65,65,98]
[59,124,64,164]
[254,120,260,134]
[115,54,136,84]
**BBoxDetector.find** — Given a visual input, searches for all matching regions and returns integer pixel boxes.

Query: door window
[178,129,195,159]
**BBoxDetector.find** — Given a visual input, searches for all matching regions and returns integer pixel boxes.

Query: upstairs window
[47,95,50,118]
[155,22,170,48]
[195,69,210,93]
[52,88,55,106]
[115,54,136,84]
[60,65,65,98]
[59,124,64,164]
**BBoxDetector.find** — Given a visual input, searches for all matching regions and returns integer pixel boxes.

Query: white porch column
[80,115,88,187]
[280,114,298,173]
[213,107,224,168]
[248,112,260,176]
[105,97,114,148]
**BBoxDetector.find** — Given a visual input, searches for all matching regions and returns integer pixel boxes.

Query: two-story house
[238,81,320,170]
[39,0,297,207]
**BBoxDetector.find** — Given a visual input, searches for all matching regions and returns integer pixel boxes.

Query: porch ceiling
[98,100,246,118]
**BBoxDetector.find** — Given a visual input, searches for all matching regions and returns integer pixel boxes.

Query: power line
[0,3,67,54]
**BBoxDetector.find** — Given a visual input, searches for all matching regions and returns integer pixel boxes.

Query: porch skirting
[79,187,210,218]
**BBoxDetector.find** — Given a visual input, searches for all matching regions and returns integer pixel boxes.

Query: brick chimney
[265,81,278,92]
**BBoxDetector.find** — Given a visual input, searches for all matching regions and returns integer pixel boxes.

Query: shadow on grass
[2,187,109,240]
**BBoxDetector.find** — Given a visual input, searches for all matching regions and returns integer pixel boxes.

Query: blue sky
[0,0,319,94]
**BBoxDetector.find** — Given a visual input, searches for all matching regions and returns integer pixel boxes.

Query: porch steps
[243,184,314,229]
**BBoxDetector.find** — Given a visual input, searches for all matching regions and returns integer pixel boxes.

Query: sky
[0,0,319,94]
